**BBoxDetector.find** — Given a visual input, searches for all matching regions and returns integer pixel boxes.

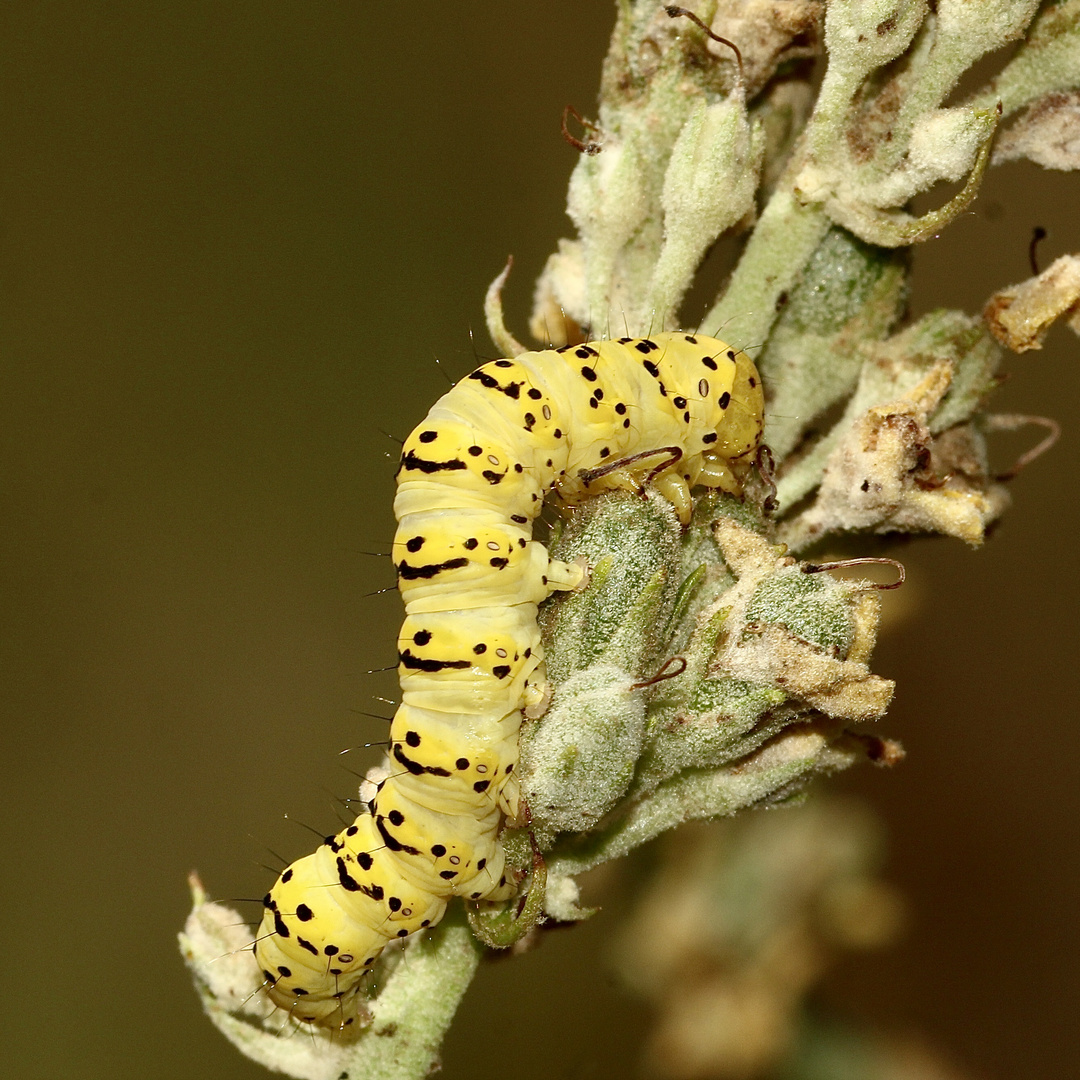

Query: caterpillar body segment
[252,333,764,1027]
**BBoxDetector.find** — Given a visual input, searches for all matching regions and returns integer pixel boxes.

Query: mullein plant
[182,4,1079,1078]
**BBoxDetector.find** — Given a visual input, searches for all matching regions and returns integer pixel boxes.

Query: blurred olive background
[0,5,1076,1079]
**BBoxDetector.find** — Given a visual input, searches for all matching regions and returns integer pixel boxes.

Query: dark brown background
[1,5,1076,1079]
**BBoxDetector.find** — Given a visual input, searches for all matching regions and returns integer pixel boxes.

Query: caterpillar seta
[253,332,764,1027]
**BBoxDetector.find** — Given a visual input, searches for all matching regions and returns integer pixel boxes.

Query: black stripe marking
[401,450,466,474]
[399,649,471,672]
[376,815,420,856]
[397,557,468,580]
[392,743,425,776]
[337,857,362,892]
[468,369,523,399]
[393,743,452,777]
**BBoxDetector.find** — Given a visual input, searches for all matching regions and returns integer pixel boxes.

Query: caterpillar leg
[654,472,694,524]
[695,451,748,495]
[497,766,524,820]
[523,670,553,719]
[545,554,588,594]
[522,557,587,724]
[459,839,519,901]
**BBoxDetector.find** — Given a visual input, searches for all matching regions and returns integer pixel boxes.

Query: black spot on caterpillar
[253,333,764,1026]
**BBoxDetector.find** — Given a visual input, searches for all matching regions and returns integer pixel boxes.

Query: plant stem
[702,187,829,350]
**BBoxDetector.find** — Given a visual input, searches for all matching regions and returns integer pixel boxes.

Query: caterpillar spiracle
[253,332,764,1027]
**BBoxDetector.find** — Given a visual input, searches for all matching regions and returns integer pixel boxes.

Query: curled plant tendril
[631,655,688,691]
[802,557,906,591]
[561,105,602,155]
[663,5,744,80]
[986,414,1061,482]
[578,445,684,493]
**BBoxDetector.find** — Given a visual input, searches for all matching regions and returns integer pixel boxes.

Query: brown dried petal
[984,253,1080,351]
[781,365,1010,547]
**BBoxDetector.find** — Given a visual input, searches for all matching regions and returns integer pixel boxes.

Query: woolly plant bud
[935,0,1039,71]
[539,491,682,682]
[863,104,998,207]
[566,129,653,329]
[916,105,994,177]
[650,95,762,324]
[522,663,645,838]
[823,0,927,78]
[566,133,647,250]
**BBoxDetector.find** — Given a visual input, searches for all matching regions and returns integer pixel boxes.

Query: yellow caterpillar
[252,333,764,1027]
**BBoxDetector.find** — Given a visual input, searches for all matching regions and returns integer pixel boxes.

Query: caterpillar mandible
[253,332,764,1027]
